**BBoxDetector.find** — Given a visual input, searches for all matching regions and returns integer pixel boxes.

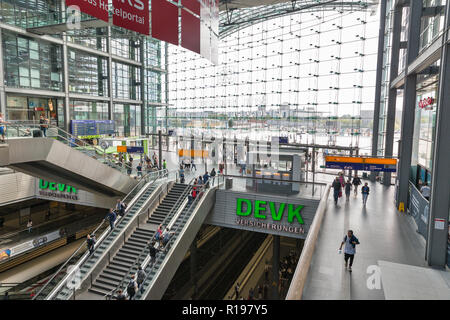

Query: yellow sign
[398,202,405,212]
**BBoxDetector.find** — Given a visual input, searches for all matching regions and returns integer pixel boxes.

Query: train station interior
[0,0,449,302]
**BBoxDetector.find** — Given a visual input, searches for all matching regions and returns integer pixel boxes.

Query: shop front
[6,95,63,126]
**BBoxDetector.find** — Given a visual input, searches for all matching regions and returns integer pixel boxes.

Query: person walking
[105,208,116,231]
[148,241,160,268]
[126,275,138,300]
[39,115,48,137]
[361,183,370,206]
[27,218,33,233]
[352,175,362,196]
[136,266,146,293]
[87,234,95,255]
[332,177,342,205]
[203,171,210,188]
[116,199,126,218]
[210,168,217,186]
[344,179,352,201]
[420,182,431,201]
[162,159,167,170]
[191,160,196,172]
[339,230,360,272]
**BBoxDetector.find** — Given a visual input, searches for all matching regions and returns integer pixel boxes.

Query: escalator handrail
[104,177,197,299]
[134,183,209,300]
[4,122,134,173]
[32,169,168,300]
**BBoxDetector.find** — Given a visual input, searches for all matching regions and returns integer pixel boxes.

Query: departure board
[70,120,115,138]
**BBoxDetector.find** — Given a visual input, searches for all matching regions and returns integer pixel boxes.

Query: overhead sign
[117,146,144,153]
[325,156,397,172]
[112,0,149,35]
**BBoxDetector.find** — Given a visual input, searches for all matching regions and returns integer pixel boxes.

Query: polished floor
[301,180,441,300]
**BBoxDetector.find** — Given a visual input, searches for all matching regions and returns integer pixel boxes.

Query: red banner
[151,0,179,46]
[181,10,200,54]
[66,0,108,22]
[182,0,200,15]
[112,0,149,35]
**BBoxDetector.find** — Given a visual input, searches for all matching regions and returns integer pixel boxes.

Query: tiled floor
[302,180,442,300]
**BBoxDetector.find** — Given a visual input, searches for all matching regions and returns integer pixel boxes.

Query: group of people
[332,172,370,206]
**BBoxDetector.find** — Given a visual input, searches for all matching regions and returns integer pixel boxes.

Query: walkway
[301,180,450,300]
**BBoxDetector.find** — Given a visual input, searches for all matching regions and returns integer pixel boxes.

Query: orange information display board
[325,156,397,172]
[178,149,209,158]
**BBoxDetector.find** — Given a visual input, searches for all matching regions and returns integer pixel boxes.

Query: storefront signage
[418,97,435,110]
[38,179,79,200]
[236,198,304,224]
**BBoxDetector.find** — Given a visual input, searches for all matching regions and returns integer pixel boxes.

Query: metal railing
[2,121,134,175]
[104,178,197,300]
[32,169,169,300]
[133,182,211,300]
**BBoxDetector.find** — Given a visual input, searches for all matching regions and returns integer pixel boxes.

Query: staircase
[86,183,191,297]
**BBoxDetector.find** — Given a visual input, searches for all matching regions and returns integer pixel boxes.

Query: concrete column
[62,34,70,131]
[396,0,423,208]
[271,235,280,299]
[190,239,198,299]
[158,130,162,170]
[370,0,388,183]
[140,38,146,136]
[107,26,114,121]
[0,28,7,117]
[427,2,450,268]
[164,42,169,132]
[383,4,402,186]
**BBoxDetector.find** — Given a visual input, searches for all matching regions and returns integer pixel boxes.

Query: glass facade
[68,49,109,97]
[113,104,141,137]
[2,31,63,91]
[112,62,141,101]
[69,100,109,121]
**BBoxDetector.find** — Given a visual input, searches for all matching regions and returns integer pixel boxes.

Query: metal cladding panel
[0,173,35,205]
[181,10,201,54]
[205,190,320,239]
[151,0,179,46]
[66,0,108,22]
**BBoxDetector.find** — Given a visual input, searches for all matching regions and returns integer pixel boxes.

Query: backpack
[127,280,136,292]
[344,235,360,248]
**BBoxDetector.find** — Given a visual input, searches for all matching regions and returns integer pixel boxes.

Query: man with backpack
[339,230,360,272]
[127,275,138,300]
[361,182,370,206]
[332,177,342,205]
[136,266,146,293]
[116,199,126,217]
[148,240,160,268]
[105,208,116,231]
[352,175,362,196]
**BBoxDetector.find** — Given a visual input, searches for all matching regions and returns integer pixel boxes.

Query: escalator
[0,122,136,196]
[86,183,190,298]
[31,169,170,300]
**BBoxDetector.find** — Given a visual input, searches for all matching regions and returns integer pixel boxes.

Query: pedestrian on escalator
[345,179,352,202]
[332,178,342,205]
[203,171,210,188]
[116,289,126,300]
[136,266,146,293]
[148,240,160,268]
[105,208,116,231]
[87,234,95,255]
[248,287,254,300]
[234,283,240,300]
[198,175,203,186]
[27,218,33,233]
[116,199,126,218]
[126,275,138,300]
[161,227,175,251]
